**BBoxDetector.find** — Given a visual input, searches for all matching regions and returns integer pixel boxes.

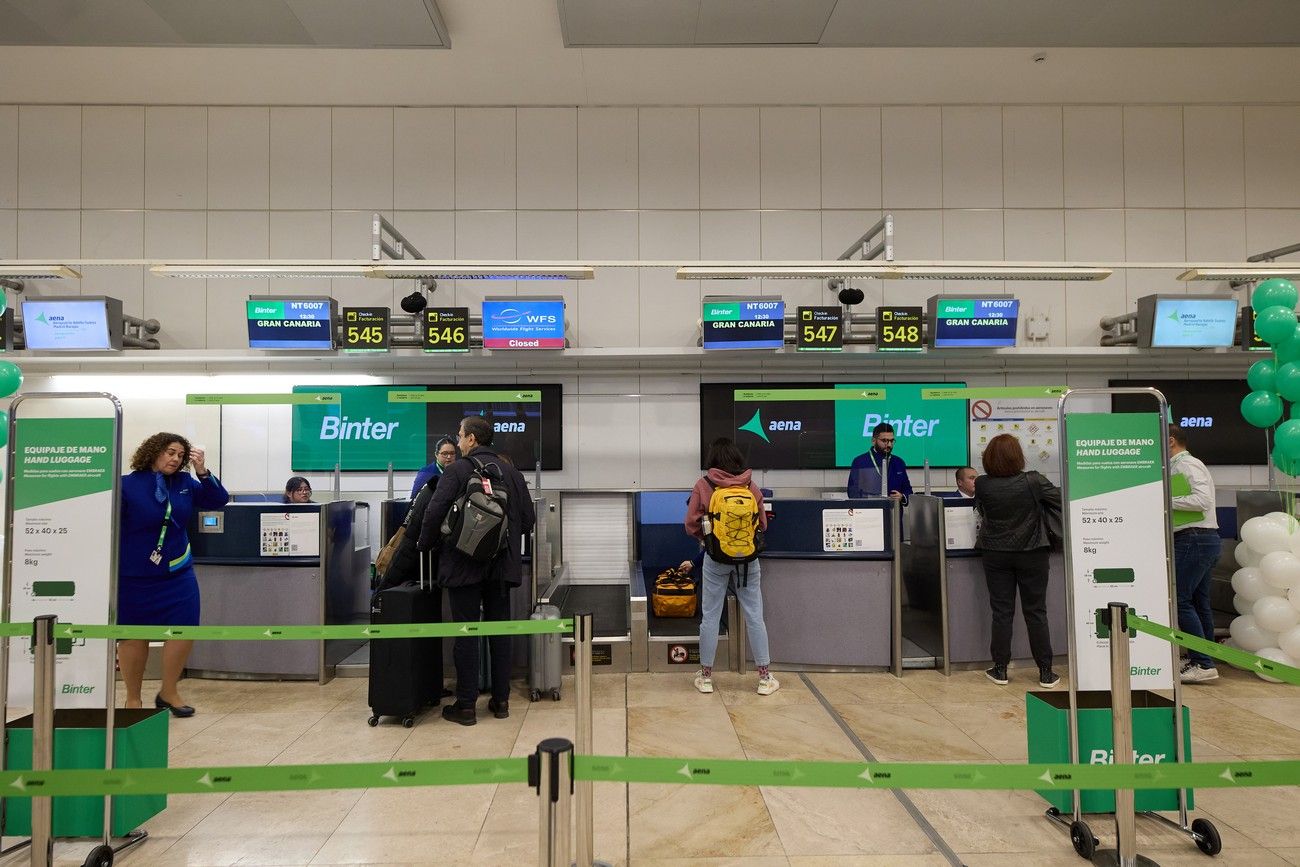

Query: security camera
[400,291,427,314]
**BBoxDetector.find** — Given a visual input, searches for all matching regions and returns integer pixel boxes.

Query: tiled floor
[2,664,1297,865]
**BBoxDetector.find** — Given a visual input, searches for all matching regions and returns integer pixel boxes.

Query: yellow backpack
[704,480,764,565]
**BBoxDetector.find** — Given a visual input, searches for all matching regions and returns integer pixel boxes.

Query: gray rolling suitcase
[529,603,562,702]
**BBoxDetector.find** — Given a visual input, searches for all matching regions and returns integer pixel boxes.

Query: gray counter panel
[946,552,1069,665]
[191,564,321,678]
[751,558,893,668]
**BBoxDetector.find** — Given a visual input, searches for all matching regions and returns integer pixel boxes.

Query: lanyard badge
[151,499,173,566]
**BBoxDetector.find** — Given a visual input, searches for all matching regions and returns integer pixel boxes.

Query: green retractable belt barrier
[1127,613,1300,686]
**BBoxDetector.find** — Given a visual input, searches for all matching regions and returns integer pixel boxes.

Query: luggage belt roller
[541,562,638,673]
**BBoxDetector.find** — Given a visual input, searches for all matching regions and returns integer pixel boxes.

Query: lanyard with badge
[149,499,172,566]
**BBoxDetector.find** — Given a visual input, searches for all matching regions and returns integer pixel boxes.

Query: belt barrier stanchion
[30,615,57,867]
[1098,603,1156,867]
[533,738,573,867]
[573,612,613,867]
[891,496,904,677]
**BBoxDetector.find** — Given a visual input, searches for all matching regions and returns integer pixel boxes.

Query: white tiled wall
[5,102,1300,489]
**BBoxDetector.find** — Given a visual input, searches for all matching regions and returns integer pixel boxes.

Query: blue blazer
[846,449,914,500]
[119,470,229,578]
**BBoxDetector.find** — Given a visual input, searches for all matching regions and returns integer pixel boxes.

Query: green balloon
[0,293,7,316]
[1277,363,1300,402]
[1274,444,1299,477]
[1277,419,1300,461]
[1276,324,1300,363]
[1253,278,1299,312]
[1248,359,1278,392]
[1256,305,1299,344]
[1242,389,1284,428]
[0,409,8,448]
[0,362,19,398]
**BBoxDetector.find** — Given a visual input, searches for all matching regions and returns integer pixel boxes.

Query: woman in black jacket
[973,434,1061,689]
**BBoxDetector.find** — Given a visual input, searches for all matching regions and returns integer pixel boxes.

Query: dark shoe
[1038,669,1061,689]
[154,694,196,718]
[985,665,1009,685]
[442,703,477,726]
[488,699,509,719]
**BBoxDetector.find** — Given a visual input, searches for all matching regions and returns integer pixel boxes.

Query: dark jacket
[378,476,438,591]
[416,447,536,588]
[846,448,913,500]
[974,471,1060,552]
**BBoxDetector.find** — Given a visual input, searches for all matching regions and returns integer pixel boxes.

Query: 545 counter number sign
[340,307,390,353]
[423,307,470,353]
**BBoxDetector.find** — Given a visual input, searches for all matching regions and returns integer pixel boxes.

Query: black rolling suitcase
[367,551,442,728]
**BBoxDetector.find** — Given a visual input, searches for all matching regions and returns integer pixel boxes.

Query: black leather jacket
[973,471,1060,552]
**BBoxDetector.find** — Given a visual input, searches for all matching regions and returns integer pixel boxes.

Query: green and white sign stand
[2,394,123,710]
[1054,388,1190,836]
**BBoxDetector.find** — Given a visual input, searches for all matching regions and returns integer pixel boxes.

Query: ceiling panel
[286,0,448,48]
[559,0,700,47]
[695,0,837,45]
[0,4,55,43]
[144,0,312,45]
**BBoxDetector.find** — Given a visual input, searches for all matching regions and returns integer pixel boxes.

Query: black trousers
[446,581,513,706]
[982,548,1053,669]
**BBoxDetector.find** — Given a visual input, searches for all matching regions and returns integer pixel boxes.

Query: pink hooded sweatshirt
[684,467,769,541]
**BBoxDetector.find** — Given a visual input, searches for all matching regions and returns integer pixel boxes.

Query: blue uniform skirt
[117,567,201,627]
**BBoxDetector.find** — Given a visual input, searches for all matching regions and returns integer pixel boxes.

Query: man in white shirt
[955,466,977,498]
[1169,425,1221,683]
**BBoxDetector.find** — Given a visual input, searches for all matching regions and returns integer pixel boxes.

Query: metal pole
[574,612,594,867]
[386,461,394,500]
[891,497,904,678]
[534,738,573,867]
[333,463,341,500]
[923,459,931,495]
[31,615,57,867]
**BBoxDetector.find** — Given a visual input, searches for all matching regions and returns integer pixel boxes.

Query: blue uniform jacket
[119,470,229,578]
[846,448,914,500]
[409,462,443,499]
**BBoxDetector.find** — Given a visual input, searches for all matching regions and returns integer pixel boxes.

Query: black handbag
[1027,471,1064,548]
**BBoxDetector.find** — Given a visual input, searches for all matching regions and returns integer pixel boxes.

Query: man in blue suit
[847,422,913,502]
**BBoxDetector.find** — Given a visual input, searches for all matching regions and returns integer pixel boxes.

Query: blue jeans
[698,556,771,669]
[1173,530,1221,668]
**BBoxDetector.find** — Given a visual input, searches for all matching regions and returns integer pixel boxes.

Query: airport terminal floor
[4,666,1296,867]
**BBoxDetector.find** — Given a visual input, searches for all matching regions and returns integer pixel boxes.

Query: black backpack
[440,456,510,562]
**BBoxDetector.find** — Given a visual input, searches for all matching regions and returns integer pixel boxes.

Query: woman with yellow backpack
[683,437,778,696]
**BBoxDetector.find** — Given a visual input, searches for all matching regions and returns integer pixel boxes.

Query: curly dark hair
[130,432,192,473]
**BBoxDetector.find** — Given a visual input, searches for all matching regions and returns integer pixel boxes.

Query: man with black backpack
[418,415,535,725]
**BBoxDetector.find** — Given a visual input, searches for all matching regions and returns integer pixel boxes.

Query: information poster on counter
[259,512,320,557]
[7,417,117,708]
[970,397,1060,475]
[1065,412,1173,691]
[821,508,884,552]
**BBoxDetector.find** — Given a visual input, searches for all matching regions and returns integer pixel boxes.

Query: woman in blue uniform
[118,433,228,716]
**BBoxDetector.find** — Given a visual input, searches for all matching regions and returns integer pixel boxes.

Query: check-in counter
[188,501,371,682]
[905,494,1068,673]
[754,498,899,672]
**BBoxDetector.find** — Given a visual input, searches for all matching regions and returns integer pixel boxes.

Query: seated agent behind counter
[283,476,313,503]
[1168,424,1221,684]
[847,422,914,501]
[410,436,459,499]
[956,466,977,498]
[418,416,535,726]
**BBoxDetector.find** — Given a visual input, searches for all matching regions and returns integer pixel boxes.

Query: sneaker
[1038,669,1061,689]
[985,665,1009,685]
[693,671,714,694]
[1180,661,1219,683]
[441,703,476,726]
[756,675,781,696]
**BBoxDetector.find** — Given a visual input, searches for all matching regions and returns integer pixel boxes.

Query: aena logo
[736,410,800,444]
[490,307,558,326]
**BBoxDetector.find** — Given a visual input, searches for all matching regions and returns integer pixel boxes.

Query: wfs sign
[481,297,565,349]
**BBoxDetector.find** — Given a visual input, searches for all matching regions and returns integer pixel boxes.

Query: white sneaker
[693,671,714,694]
[756,675,780,696]
[1180,662,1219,683]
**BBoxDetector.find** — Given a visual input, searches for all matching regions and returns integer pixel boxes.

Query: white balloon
[1221,638,1252,671]
[1260,550,1300,591]
[1233,594,1254,616]
[1235,542,1262,568]
[1230,615,1278,653]
[1265,511,1300,530]
[1254,647,1297,683]
[1243,517,1293,554]
[1231,567,1271,602]
[1279,625,1300,661]
[1290,587,1300,614]
[1254,595,1300,633]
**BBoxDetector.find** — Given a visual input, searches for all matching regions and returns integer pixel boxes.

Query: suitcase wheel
[402,716,415,728]
[529,689,541,702]
[367,716,379,727]
[550,689,561,701]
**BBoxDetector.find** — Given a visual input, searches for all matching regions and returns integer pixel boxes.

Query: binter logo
[490,307,558,326]
[861,413,942,437]
[319,417,400,440]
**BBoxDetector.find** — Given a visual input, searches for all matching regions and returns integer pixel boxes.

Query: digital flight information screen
[247,297,336,350]
[928,296,1020,348]
[1142,296,1238,348]
[702,298,786,350]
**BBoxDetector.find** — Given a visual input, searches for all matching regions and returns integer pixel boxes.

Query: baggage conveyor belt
[549,583,630,639]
